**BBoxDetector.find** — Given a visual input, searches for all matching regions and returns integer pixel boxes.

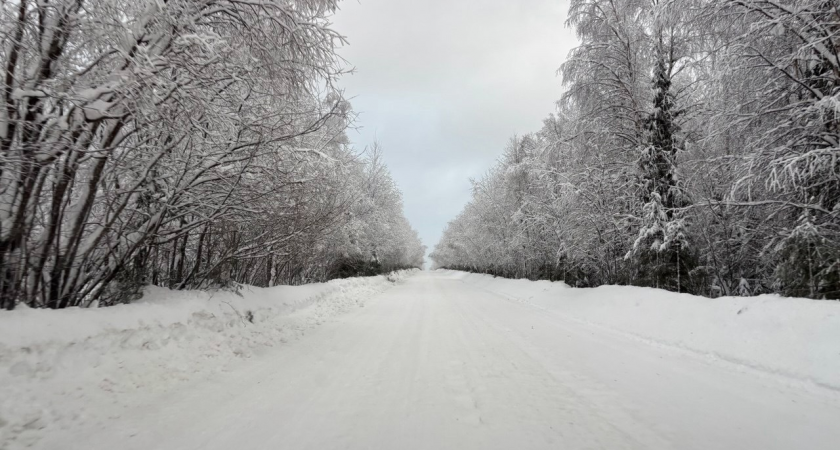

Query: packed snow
[2,269,840,450]
[443,270,840,392]
[0,270,416,449]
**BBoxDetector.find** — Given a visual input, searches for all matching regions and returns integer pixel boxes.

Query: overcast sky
[332,0,578,265]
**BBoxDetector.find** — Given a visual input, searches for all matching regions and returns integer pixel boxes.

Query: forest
[432,0,840,299]
[0,0,425,309]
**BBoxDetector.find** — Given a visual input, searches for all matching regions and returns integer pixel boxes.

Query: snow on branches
[434,0,840,299]
[0,1,423,309]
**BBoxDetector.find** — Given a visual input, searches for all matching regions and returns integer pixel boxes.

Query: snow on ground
[2,269,840,450]
[19,270,840,450]
[441,270,840,392]
[0,270,417,450]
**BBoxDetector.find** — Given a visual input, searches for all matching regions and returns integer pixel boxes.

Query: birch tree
[0,0,425,309]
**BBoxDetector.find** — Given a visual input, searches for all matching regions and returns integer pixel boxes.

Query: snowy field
[2,269,839,449]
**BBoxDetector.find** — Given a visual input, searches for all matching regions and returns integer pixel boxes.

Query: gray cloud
[333,0,578,264]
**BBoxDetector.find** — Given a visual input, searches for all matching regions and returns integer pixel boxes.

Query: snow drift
[440,270,840,392]
[0,270,417,449]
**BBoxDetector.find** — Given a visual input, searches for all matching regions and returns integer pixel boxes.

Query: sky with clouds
[332,0,578,265]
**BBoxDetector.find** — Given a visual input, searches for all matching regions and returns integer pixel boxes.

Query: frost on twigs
[431,0,840,299]
[0,0,423,311]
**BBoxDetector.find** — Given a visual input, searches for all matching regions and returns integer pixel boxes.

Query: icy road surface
[41,271,840,450]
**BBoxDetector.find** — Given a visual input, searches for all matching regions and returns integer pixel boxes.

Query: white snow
[9,89,46,100]
[443,270,840,392]
[2,269,840,450]
[0,270,416,449]
[81,99,116,121]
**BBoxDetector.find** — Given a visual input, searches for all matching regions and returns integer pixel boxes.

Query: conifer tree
[629,42,694,292]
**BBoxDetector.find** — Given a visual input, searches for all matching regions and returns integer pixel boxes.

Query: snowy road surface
[40,271,840,450]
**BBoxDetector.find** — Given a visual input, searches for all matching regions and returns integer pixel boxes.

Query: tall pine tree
[629,39,695,292]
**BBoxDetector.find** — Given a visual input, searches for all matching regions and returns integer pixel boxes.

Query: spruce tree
[629,43,695,293]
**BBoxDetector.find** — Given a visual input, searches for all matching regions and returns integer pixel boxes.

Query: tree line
[432,0,839,299]
[0,0,424,309]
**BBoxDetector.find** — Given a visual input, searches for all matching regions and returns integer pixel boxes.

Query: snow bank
[444,270,840,391]
[0,270,416,449]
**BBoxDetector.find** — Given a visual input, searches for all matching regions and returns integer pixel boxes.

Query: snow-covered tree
[0,0,424,309]
[628,40,695,292]
[435,0,839,299]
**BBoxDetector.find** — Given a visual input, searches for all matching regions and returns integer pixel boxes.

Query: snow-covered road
[39,271,840,450]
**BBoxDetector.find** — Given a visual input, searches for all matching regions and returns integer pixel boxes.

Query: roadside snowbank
[440,270,840,391]
[0,270,416,449]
